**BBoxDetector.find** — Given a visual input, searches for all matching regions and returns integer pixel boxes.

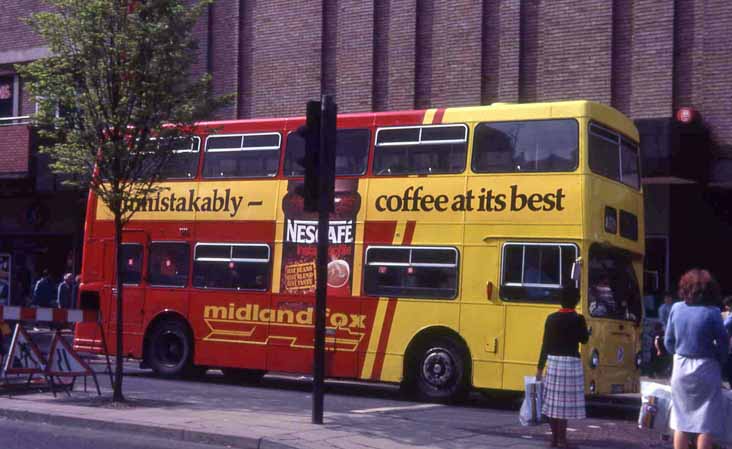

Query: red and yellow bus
[75,100,644,401]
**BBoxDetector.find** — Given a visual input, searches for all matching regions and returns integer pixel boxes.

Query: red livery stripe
[432,108,445,124]
[371,298,398,380]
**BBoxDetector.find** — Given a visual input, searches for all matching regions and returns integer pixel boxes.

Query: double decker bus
[75,100,644,401]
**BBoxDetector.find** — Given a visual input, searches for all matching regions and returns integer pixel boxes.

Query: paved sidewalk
[0,390,551,449]
[0,367,669,449]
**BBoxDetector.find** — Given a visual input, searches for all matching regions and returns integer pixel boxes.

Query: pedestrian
[57,272,74,309]
[72,274,81,308]
[650,322,671,378]
[536,285,589,448]
[723,296,732,387]
[664,269,728,449]
[32,269,56,308]
[657,291,674,330]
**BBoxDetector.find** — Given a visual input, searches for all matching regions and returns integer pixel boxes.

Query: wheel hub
[421,348,454,389]
[156,331,183,366]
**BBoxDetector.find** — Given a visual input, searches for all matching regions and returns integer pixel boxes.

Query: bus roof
[193,100,639,142]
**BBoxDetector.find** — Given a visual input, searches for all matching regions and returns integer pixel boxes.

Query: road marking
[351,404,444,414]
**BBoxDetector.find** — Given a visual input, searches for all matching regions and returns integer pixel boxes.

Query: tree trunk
[112,214,125,402]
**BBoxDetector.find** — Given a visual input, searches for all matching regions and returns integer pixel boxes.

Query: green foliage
[19,0,228,224]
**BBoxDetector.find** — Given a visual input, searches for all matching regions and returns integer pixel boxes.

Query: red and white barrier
[0,306,98,324]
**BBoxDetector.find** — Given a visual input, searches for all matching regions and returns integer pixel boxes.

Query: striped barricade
[0,307,102,396]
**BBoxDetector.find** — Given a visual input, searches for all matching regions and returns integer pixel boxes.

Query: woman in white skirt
[537,287,589,448]
[664,269,728,449]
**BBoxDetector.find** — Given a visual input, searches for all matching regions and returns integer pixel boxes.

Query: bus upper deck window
[373,125,467,176]
[588,123,640,189]
[203,133,281,179]
[284,128,369,177]
[472,119,578,173]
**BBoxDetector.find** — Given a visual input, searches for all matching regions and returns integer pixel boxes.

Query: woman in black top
[536,288,589,448]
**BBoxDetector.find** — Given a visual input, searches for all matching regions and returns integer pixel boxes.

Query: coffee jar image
[280,179,361,296]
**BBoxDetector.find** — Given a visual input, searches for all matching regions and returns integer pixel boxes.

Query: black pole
[312,95,336,424]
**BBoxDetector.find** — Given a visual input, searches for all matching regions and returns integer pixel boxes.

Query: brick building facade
[1,0,731,304]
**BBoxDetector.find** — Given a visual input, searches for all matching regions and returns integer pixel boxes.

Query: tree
[19,0,228,402]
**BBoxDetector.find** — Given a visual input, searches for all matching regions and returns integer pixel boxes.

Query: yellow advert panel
[465,175,581,226]
[95,180,280,221]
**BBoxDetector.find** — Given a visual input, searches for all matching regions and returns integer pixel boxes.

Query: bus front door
[108,231,148,357]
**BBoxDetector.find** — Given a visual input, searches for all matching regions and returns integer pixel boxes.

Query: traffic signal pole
[311,96,337,425]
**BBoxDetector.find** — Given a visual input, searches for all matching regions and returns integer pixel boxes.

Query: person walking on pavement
[32,269,56,308]
[657,291,674,330]
[57,272,74,309]
[664,269,728,449]
[536,286,589,448]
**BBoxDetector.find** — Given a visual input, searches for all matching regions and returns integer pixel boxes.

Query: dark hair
[560,285,580,309]
[678,269,720,306]
[723,296,732,309]
[41,269,49,277]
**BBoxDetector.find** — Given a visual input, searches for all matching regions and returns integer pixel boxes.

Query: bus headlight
[635,351,643,369]
[590,349,600,369]
[589,380,597,394]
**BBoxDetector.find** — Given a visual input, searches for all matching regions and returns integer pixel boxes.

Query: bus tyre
[221,368,266,384]
[414,337,468,403]
[147,319,193,378]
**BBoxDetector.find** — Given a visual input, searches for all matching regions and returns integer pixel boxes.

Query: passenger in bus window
[589,275,615,317]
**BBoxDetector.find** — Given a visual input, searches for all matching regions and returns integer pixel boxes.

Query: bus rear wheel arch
[404,331,471,403]
[144,316,196,378]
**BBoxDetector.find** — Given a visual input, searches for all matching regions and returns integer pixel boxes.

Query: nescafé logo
[375,185,566,213]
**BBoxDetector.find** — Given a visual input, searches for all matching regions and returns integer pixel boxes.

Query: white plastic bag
[720,389,732,445]
[519,376,543,426]
[638,381,672,439]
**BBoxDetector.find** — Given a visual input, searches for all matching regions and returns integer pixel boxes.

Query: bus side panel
[503,305,552,391]
[459,243,504,390]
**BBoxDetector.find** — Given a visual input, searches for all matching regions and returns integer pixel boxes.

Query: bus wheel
[221,368,266,384]
[147,319,192,378]
[414,337,468,403]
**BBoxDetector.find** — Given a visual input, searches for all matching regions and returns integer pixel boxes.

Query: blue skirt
[670,355,724,435]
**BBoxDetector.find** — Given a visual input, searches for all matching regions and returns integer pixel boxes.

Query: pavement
[0,329,674,449]
[0,366,672,449]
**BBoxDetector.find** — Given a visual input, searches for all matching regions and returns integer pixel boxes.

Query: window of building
[284,128,370,176]
[149,242,190,287]
[363,246,459,299]
[121,244,143,285]
[373,124,467,175]
[588,123,640,189]
[472,119,578,173]
[193,243,270,291]
[203,133,280,178]
[588,245,641,321]
[501,243,578,302]
[0,75,16,119]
